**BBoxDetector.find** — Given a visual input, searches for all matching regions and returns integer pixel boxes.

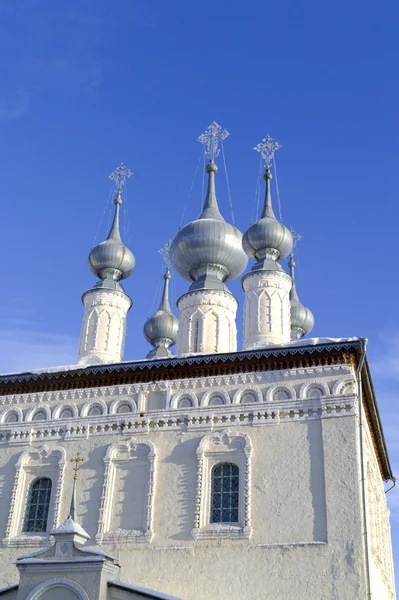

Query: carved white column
[77,287,132,366]
[176,290,238,355]
[242,269,291,349]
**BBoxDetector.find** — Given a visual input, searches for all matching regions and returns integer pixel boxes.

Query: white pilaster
[176,290,238,355]
[77,287,132,366]
[242,270,292,349]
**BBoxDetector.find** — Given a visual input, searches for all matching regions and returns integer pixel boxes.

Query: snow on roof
[108,581,182,600]
[52,516,89,538]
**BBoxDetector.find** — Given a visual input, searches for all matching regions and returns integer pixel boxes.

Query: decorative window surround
[192,429,252,540]
[3,445,66,547]
[96,437,156,545]
[81,398,108,417]
[52,404,79,419]
[0,407,23,423]
[201,389,231,407]
[25,405,51,422]
[299,380,330,399]
[232,386,263,404]
[25,578,89,600]
[109,396,137,414]
[170,391,199,410]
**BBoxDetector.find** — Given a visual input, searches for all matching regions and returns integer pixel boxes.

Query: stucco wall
[0,365,393,600]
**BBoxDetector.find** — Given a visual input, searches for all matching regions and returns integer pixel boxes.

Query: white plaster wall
[0,366,394,600]
[242,270,291,348]
[0,420,366,598]
[176,290,237,355]
[78,288,131,366]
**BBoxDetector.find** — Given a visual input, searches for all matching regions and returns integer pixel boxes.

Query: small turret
[288,252,314,340]
[144,267,178,359]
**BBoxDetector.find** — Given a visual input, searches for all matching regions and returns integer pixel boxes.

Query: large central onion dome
[89,193,135,288]
[170,161,248,291]
[243,166,293,271]
[143,269,178,359]
[288,254,314,340]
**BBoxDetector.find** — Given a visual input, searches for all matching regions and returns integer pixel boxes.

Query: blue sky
[0,0,398,590]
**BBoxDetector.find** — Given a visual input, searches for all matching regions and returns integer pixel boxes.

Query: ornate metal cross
[254,134,281,168]
[159,240,172,270]
[109,162,133,195]
[198,121,229,161]
[290,227,303,248]
[70,453,84,482]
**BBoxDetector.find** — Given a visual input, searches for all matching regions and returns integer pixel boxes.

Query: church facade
[0,126,395,599]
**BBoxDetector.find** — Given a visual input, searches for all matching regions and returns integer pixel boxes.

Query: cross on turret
[109,162,133,196]
[198,121,229,161]
[254,134,281,168]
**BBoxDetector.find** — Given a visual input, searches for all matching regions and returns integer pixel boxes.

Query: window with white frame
[23,477,52,532]
[3,445,65,547]
[96,438,156,544]
[192,429,252,540]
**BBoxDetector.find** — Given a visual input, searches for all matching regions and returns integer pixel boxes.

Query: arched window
[193,319,201,352]
[116,402,132,414]
[210,463,239,524]
[32,410,46,422]
[178,396,193,409]
[5,411,19,423]
[23,477,52,532]
[60,408,73,419]
[208,394,225,407]
[88,404,103,416]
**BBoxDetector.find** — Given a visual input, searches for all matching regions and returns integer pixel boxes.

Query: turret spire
[144,242,178,359]
[197,121,229,220]
[88,163,135,286]
[69,453,84,521]
[288,231,314,340]
[242,134,292,271]
[77,164,134,366]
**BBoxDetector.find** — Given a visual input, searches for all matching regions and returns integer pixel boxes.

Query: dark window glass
[23,477,52,533]
[210,463,239,524]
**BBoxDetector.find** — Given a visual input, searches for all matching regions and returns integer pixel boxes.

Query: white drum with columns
[77,287,132,365]
[176,290,238,354]
[242,269,291,349]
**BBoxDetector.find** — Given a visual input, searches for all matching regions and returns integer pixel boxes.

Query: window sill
[2,535,51,548]
[192,525,251,540]
[96,530,152,545]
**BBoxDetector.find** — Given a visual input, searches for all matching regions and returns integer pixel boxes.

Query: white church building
[0,124,395,599]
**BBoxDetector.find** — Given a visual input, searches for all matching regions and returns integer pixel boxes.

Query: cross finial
[109,162,133,196]
[254,134,281,168]
[198,121,229,161]
[289,227,302,262]
[159,240,172,270]
[70,453,84,482]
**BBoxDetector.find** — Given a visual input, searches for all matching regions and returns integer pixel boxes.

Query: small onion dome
[289,254,314,340]
[89,194,135,283]
[143,269,178,359]
[170,161,248,291]
[242,167,293,271]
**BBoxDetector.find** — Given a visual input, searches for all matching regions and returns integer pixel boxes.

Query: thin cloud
[0,327,77,374]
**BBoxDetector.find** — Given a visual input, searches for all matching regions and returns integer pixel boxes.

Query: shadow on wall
[163,437,199,541]
[80,445,106,537]
[307,419,327,542]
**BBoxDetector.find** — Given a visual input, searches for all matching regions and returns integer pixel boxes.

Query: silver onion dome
[289,254,314,340]
[89,193,135,286]
[144,269,178,359]
[243,166,293,271]
[170,161,248,291]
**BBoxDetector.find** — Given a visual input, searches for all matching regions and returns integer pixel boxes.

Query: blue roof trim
[0,340,361,385]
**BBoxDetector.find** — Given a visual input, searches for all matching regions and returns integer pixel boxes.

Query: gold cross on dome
[70,453,84,481]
